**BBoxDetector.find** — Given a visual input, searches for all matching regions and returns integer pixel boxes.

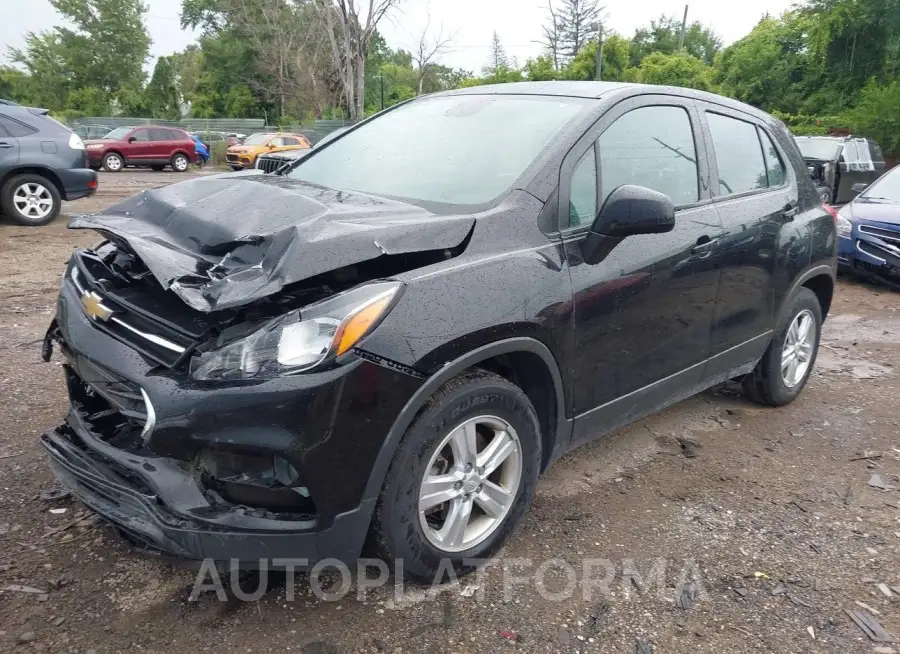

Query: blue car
[837,165,900,287]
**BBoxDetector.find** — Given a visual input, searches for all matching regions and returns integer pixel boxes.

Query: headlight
[190,281,403,381]
[836,212,853,239]
[86,143,104,150]
[69,133,85,150]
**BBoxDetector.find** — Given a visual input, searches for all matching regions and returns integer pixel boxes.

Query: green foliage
[630,15,722,66]
[624,51,715,91]
[9,0,151,113]
[849,80,900,156]
[144,56,182,120]
[561,35,631,81]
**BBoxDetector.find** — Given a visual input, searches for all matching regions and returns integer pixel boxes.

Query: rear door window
[149,128,170,141]
[598,105,699,207]
[706,112,767,196]
[282,136,300,146]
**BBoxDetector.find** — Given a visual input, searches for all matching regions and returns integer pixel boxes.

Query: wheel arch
[360,337,569,507]
[780,264,835,322]
[0,166,63,197]
[171,149,190,161]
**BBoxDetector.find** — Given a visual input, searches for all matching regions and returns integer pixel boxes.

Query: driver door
[561,95,723,444]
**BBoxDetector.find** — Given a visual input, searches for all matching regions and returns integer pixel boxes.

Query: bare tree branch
[411,11,455,94]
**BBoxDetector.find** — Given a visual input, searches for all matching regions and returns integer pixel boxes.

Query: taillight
[823,203,839,221]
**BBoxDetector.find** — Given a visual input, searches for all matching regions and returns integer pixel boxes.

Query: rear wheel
[369,370,541,582]
[171,153,190,172]
[743,287,822,406]
[1,174,61,226]
[102,152,124,172]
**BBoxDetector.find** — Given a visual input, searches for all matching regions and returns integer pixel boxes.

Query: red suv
[85,126,197,173]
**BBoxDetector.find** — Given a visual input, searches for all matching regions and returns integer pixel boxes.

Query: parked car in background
[836,166,900,288]
[85,126,197,172]
[192,131,229,148]
[73,125,113,140]
[42,82,835,580]
[0,99,97,226]
[795,135,886,204]
[254,148,310,173]
[225,132,311,170]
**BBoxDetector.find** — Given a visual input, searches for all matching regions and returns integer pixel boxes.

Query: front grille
[255,156,283,174]
[859,224,900,246]
[70,254,194,368]
[225,153,239,163]
[858,239,900,264]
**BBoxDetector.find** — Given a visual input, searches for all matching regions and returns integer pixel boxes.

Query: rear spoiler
[28,107,51,116]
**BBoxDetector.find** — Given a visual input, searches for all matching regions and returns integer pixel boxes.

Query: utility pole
[678,5,689,51]
[378,74,385,111]
[595,22,604,81]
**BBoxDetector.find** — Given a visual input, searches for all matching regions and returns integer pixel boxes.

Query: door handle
[690,235,719,256]
[0,142,14,149]
[782,203,799,221]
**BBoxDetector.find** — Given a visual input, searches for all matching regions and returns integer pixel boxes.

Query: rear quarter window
[0,114,38,137]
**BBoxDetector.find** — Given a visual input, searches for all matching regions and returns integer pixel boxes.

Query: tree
[562,33,630,81]
[539,0,563,70]
[557,0,602,62]
[10,0,151,113]
[411,14,454,94]
[624,51,714,91]
[486,31,510,76]
[714,14,810,113]
[850,80,900,156]
[630,15,722,66]
[311,0,401,119]
[144,56,182,120]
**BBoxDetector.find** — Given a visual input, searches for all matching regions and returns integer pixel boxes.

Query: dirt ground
[1,170,899,654]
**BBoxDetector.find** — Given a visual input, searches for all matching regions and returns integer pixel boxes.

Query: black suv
[41,83,836,581]
[0,100,98,226]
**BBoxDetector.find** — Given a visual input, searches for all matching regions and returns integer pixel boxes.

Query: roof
[439,81,777,123]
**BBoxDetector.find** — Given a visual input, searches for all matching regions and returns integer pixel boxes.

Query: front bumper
[43,270,423,563]
[57,167,98,201]
[838,221,900,279]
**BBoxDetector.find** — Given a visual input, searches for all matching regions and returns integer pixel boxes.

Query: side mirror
[851,182,868,196]
[127,136,137,143]
[581,185,675,265]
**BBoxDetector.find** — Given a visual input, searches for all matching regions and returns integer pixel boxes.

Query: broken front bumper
[839,222,900,281]
[42,274,423,564]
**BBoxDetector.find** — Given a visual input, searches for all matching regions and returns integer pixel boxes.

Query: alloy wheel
[781,309,816,387]
[173,155,188,171]
[418,415,522,553]
[12,182,53,220]
[105,155,122,171]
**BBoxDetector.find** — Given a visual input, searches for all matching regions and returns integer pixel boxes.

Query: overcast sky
[2,0,795,74]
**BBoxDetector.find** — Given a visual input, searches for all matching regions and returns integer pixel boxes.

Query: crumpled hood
[69,172,474,312]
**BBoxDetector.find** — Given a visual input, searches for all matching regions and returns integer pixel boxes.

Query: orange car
[225,132,311,170]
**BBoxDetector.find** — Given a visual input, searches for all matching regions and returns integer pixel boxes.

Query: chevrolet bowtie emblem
[81,291,114,322]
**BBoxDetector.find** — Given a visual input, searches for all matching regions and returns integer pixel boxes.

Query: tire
[743,287,822,406]
[102,152,124,172]
[229,165,242,172]
[368,369,541,582]
[1,174,61,226]
[171,153,190,172]
[150,165,165,172]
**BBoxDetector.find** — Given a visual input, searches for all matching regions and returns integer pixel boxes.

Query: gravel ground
[1,170,899,654]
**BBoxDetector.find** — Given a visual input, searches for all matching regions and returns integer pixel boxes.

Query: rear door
[562,95,723,443]
[0,115,22,174]
[698,104,798,370]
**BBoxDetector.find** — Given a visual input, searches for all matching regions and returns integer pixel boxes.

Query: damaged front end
[42,174,470,563]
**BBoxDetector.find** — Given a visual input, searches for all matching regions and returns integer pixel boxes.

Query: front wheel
[1,174,61,226]
[171,153,190,172]
[369,370,541,582]
[102,152,124,172]
[743,287,823,406]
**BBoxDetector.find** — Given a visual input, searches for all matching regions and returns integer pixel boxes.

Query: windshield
[104,127,131,140]
[243,133,269,145]
[795,138,841,161]
[860,167,900,203]
[289,94,592,207]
